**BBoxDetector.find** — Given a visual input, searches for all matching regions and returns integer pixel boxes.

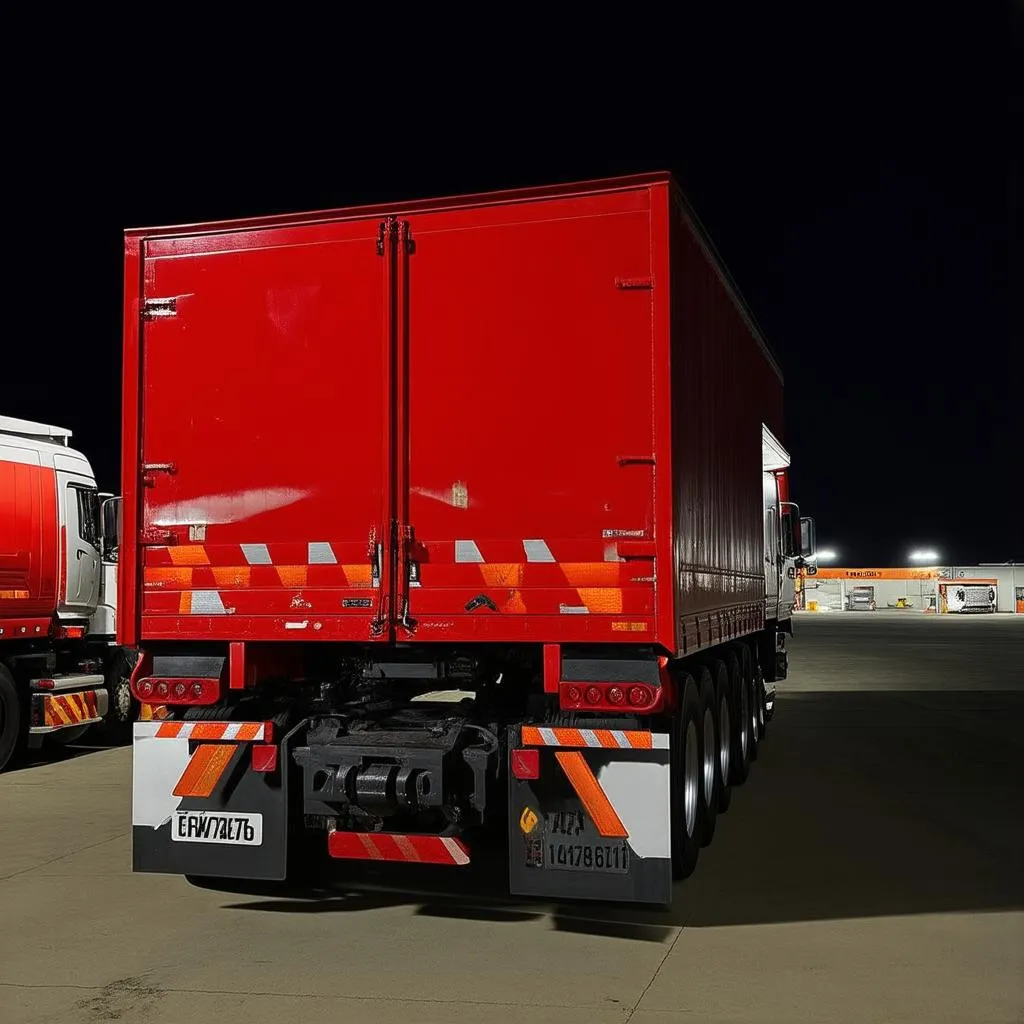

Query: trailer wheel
[743,645,760,763]
[727,650,752,785]
[712,659,733,813]
[101,650,138,744]
[0,664,25,772]
[754,659,767,742]
[670,675,702,880]
[696,667,718,846]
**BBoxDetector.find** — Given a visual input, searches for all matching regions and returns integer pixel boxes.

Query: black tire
[754,656,767,742]
[670,675,702,880]
[696,666,718,847]
[727,649,752,785]
[743,645,760,763]
[0,663,25,772]
[712,659,733,813]
[102,649,139,743]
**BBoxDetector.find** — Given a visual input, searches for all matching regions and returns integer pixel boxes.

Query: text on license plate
[172,811,263,846]
[547,841,629,873]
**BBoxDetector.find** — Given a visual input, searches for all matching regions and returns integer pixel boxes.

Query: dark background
[7,17,1020,566]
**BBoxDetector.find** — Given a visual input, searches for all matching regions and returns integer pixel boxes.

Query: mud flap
[507,725,672,905]
[132,720,291,880]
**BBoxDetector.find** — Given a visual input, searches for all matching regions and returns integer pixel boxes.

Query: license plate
[544,841,629,873]
[171,811,263,846]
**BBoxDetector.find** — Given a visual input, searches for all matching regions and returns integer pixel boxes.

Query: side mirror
[779,502,801,558]
[799,516,816,559]
[101,496,122,562]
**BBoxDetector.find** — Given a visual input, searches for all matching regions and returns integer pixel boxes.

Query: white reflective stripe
[132,724,188,828]
[523,539,555,563]
[611,730,630,748]
[579,729,601,747]
[559,605,590,615]
[221,722,243,740]
[538,727,559,747]
[307,542,337,564]
[241,543,272,565]
[651,733,670,750]
[597,761,671,859]
[190,590,226,615]
[455,540,484,563]
[440,837,470,865]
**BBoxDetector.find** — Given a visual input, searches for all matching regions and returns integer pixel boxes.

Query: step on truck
[124,173,815,905]
[1,416,135,770]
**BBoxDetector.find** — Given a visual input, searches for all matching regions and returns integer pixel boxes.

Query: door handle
[76,549,87,560]
[142,463,177,488]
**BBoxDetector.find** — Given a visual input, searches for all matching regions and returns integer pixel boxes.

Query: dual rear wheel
[670,643,766,879]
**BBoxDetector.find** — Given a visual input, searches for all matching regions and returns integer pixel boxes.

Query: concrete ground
[2,614,1022,1023]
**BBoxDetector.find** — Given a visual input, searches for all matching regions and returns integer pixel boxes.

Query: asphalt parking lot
[2,613,1022,1023]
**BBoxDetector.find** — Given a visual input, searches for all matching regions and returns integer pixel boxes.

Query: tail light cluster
[132,676,221,706]
[559,681,661,713]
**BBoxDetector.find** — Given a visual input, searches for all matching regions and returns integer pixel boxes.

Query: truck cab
[0,416,129,769]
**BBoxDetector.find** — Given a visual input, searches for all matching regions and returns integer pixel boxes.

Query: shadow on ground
[207,686,1024,939]
[8,734,124,773]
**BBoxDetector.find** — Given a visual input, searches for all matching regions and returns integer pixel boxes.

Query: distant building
[798,564,1023,614]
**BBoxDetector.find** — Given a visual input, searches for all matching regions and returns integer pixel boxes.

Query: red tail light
[34,679,55,690]
[132,676,221,706]
[628,685,655,708]
[511,748,540,780]
[559,681,663,713]
[251,744,278,773]
[55,625,86,640]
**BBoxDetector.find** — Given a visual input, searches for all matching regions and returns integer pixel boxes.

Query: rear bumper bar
[29,681,107,735]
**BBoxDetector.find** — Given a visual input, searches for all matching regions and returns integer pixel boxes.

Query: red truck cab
[1,415,128,768]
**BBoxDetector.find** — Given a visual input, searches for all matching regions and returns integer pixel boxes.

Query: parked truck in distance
[125,174,814,905]
[1,416,136,770]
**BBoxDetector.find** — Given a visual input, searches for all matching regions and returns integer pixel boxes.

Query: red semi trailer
[125,174,814,904]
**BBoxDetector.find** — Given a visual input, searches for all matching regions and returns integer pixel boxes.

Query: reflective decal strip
[172,743,237,798]
[307,542,338,564]
[154,721,269,742]
[555,751,629,838]
[241,544,273,565]
[167,546,210,566]
[327,832,471,866]
[523,539,556,563]
[522,726,666,749]
[454,540,484,563]
[43,693,101,727]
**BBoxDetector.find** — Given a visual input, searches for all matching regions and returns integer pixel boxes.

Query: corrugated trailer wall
[668,189,785,656]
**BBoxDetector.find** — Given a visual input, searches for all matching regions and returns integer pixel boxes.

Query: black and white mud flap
[132,719,293,880]
[507,725,672,906]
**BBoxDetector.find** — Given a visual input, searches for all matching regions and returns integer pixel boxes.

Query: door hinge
[143,297,179,320]
[376,216,398,256]
[400,220,415,254]
[376,217,414,256]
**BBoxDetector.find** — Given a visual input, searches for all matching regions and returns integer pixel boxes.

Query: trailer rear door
[397,190,658,642]
[138,219,389,640]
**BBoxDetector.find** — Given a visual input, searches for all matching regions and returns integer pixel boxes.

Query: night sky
[8,24,1020,567]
